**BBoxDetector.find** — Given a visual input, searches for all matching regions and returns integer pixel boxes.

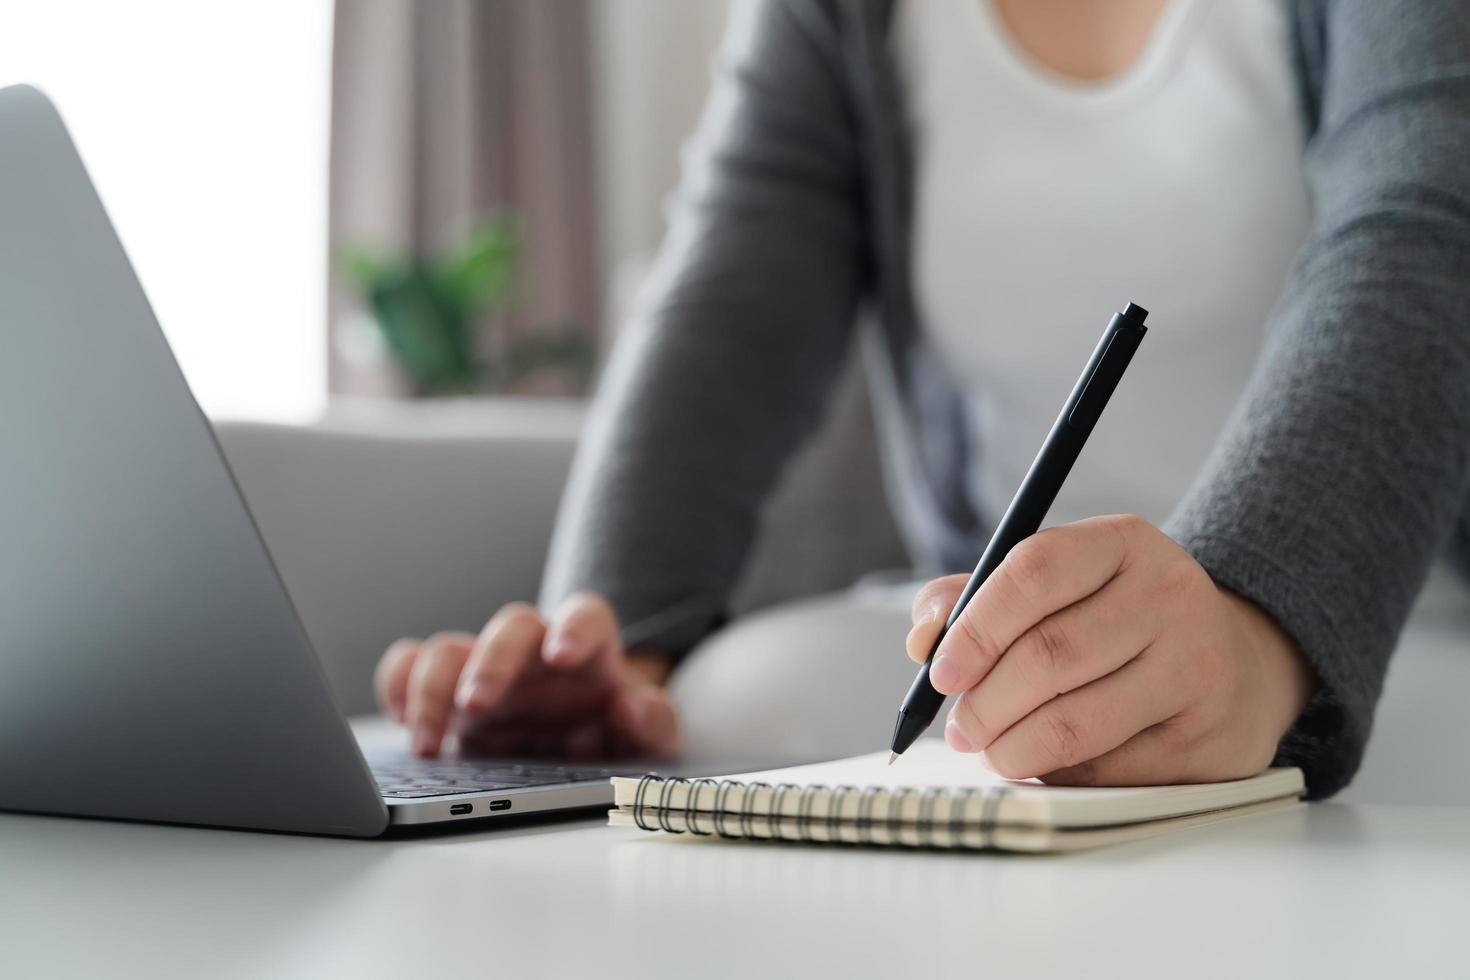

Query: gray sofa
[214,374,1470,807]
[216,357,907,714]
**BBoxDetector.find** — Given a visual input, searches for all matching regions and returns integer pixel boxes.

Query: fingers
[459,682,679,760]
[609,683,680,757]
[1037,720,1193,787]
[543,593,622,671]
[979,653,1185,779]
[946,576,1160,753]
[397,594,666,761]
[1038,700,1283,787]
[405,632,475,756]
[456,603,548,714]
[906,575,967,664]
[374,638,420,722]
[928,516,1140,696]
[931,519,1286,788]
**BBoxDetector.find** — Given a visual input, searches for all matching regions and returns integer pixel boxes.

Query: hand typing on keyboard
[374,593,680,760]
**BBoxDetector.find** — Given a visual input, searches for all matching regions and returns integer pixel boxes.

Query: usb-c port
[449,803,473,815]
[488,799,512,812]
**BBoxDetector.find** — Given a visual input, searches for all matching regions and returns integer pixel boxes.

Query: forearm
[539,0,865,657]
[1168,0,1470,797]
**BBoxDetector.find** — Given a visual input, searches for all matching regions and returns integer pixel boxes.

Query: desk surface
[2,800,1466,979]
[6,589,1469,979]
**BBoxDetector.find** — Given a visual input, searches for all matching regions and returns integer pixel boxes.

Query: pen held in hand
[888,303,1150,761]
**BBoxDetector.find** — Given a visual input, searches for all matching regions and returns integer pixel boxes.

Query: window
[0,1,333,421]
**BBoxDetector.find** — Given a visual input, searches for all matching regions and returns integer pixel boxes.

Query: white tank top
[894,0,1312,530]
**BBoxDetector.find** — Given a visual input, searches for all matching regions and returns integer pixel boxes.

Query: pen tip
[888,752,899,766]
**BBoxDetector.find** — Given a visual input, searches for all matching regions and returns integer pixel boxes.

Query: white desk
[2,800,1466,979]
[5,581,1467,978]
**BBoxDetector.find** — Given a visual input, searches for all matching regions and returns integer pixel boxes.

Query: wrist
[1222,589,1317,736]
[625,646,676,687]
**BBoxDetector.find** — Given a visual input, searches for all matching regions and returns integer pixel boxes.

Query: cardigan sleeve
[1167,0,1470,798]
[538,1,866,655]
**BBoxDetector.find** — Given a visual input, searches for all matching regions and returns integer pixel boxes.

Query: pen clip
[1067,330,1121,429]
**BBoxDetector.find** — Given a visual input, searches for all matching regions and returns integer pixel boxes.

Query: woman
[374,0,1470,798]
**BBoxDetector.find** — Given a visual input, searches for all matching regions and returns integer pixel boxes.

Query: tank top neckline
[968,0,1211,108]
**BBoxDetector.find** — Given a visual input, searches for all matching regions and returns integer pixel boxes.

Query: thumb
[906,574,969,664]
[610,683,680,757]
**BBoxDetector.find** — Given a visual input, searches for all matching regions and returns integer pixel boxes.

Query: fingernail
[930,652,959,692]
[458,678,495,712]
[544,631,577,663]
[917,597,944,625]
[945,717,975,753]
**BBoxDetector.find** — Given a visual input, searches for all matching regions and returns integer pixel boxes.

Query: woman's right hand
[373,593,680,760]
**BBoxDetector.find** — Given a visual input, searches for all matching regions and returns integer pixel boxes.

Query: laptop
[0,84,783,837]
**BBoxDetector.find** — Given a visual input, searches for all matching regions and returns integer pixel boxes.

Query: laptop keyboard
[371,759,646,798]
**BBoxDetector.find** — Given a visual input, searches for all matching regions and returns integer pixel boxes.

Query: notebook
[609,740,1304,852]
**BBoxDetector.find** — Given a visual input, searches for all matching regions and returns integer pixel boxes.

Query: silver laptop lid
[0,84,387,836]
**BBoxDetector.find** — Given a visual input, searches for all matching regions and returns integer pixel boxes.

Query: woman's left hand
[906,515,1316,785]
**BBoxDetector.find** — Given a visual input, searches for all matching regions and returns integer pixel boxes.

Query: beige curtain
[328,0,599,396]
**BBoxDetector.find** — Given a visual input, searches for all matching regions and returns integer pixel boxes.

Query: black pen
[889,302,1150,763]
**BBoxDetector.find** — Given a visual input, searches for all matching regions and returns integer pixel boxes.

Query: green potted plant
[344,221,594,396]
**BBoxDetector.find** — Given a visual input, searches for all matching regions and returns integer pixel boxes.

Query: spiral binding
[628,774,1013,848]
